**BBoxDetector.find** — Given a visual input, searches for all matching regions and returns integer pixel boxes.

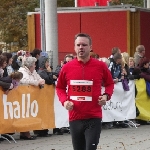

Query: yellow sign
[135,79,150,121]
[0,85,55,134]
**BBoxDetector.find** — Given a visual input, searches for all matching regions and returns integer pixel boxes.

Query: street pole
[147,0,150,8]
[45,0,58,70]
[75,0,78,7]
[40,0,45,51]
[144,0,146,8]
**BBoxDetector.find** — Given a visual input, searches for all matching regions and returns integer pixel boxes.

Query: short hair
[111,47,120,55]
[136,45,145,53]
[75,33,92,45]
[10,71,23,80]
[24,57,37,68]
[90,51,96,58]
[0,55,7,67]
[2,52,12,64]
[129,57,134,62]
[64,54,74,61]
[113,53,122,61]
[30,48,42,57]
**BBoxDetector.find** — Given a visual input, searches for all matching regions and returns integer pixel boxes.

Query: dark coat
[37,56,54,85]
[108,59,122,79]
[140,68,150,82]
[0,76,11,91]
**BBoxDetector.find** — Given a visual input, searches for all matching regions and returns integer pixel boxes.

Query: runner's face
[74,37,92,59]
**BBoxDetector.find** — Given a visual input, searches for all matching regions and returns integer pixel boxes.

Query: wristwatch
[102,93,109,100]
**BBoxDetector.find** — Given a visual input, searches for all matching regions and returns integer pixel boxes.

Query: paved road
[1,125,150,150]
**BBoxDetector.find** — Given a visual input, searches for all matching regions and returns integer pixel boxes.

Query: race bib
[69,80,93,101]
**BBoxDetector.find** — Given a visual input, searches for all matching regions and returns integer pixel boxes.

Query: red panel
[81,11,127,57]
[35,14,41,49]
[58,13,80,62]
[140,11,150,59]
[78,0,108,6]
[58,13,80,52]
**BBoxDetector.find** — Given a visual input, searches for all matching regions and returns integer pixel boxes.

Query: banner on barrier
[135,79,150,121]
[0,81,137,133]
[102,81,136,122]
[54,81,136,127]
[0,85,55,134]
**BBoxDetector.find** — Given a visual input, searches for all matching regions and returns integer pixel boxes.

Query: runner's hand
[98,95,107,106]
[64,101,74,110]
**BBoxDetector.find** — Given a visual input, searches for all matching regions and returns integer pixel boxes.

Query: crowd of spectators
[0,44,149,141]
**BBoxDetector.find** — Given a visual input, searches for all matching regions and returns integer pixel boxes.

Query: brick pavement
[0,125,150,150]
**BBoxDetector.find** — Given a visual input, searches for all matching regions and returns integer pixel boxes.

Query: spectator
[108,52,129,128]
[121,52,130,77]
[33,56,57,137]
[0,55,12,91]
[129,57,135,74]
[19,57,45,86]
[90,50,100,59]
[30,48,42,71]
[55,54,74,77]
[0,71,23,95]
[99,57,110,66]
[109,47,121,59]
[12,50,30,71]
[108,52,123,83]
[138,58,150,81]
[11,55,20,71]
[0,55,7,78]
[18,56,45,140]
[2,52,14,76]
[134,45,146,67]
[128,57,141,80]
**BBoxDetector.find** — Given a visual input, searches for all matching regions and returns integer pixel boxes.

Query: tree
[0,0,75,51]
[57,0,74,7]
[0,0,39,51]
[110,0,144,7]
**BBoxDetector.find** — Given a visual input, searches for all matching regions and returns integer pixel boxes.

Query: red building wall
[80,11,127,57]
[35,14,41,49]
[58,13,80,62]
[78,0,108,6]
[140,11,150,59]
[35,11,127,63]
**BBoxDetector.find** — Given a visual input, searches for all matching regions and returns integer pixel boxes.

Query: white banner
[54,81,136,127]
[102,81,136,122]
[54,91,69,128]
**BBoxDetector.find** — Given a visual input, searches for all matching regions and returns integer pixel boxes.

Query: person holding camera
[38,56,57,85]
[28,56,57,137]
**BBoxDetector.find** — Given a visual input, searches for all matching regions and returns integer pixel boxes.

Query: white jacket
[19,66,43,86]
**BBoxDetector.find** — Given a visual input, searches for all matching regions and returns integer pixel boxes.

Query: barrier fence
[0,79,149,134]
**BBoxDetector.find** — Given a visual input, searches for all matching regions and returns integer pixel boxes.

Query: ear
[90,45,92,51]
